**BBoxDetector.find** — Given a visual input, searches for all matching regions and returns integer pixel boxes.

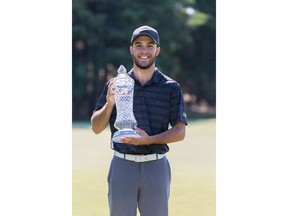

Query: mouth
[138,55,149,60]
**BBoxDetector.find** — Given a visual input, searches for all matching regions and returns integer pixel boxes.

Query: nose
[139,47,149,52]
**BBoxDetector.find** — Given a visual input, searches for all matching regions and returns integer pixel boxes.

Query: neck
[133,64,156,85]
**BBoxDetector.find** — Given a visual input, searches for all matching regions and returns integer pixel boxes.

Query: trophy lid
[115,65,134,85]
[117,65,126,74]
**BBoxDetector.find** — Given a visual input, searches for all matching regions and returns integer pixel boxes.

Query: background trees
[72,0,216,120]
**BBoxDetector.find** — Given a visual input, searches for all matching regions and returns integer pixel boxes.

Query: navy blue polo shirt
[94,68,187,155]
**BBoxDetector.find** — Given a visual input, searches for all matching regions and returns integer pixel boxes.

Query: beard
[133,55,157,70]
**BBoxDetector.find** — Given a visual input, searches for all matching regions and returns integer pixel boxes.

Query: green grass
[72,119,215,216]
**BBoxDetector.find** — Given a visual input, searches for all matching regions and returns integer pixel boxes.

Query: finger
[108,77,115,83]
[134,126,142,132]
[120,136,140,145]
[120,137,132,144]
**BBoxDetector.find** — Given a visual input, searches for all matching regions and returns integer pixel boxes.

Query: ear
[156,47,161,56]
[130,46,133,55]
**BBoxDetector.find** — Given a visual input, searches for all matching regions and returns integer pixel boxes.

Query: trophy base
[112,128,141,143]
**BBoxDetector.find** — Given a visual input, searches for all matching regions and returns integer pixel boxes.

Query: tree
[72,0,216,120]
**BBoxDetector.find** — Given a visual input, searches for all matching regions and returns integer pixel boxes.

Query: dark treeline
[72,0,216,121]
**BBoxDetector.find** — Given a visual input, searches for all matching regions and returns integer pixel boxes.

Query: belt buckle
[135,155,147,162]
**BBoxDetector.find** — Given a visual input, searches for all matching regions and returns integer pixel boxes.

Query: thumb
[134,126,144,134]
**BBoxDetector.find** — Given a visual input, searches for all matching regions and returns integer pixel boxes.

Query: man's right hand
[106,78,116,106]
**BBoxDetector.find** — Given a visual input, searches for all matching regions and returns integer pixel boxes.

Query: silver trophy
[112,65,141,143]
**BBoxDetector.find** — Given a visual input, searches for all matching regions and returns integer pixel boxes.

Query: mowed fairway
[73,119,215,216]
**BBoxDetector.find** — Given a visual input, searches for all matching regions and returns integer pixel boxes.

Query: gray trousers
[107,155,171,216]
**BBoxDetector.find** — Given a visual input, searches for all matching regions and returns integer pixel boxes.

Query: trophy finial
[117,65,126,74]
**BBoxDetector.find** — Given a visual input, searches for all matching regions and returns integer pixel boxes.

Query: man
[91,25,187,216]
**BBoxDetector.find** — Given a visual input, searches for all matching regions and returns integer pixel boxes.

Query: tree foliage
[72,0,216,120]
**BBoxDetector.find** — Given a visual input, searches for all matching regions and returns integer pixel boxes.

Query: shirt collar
[128,68,161,86]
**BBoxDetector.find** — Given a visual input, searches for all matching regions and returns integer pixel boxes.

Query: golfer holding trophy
[91,25,187,216]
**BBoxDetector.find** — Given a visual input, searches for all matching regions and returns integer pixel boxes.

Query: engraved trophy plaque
[112,65,141,143]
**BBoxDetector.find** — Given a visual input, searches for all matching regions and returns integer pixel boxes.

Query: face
[130,35,160,70]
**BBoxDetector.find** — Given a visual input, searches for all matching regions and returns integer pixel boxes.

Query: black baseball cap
[131,25,160,47]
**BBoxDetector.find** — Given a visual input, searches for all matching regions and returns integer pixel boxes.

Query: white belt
[114,151,166,163]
